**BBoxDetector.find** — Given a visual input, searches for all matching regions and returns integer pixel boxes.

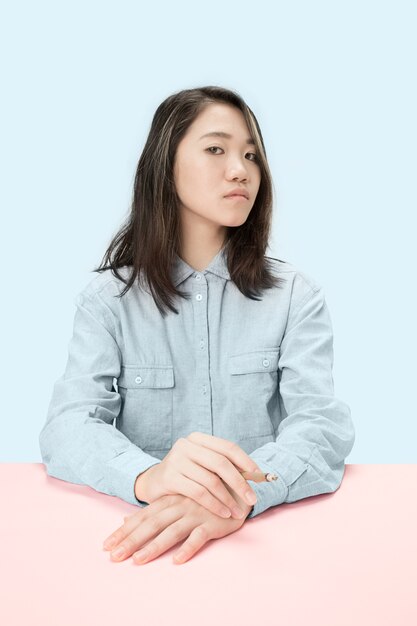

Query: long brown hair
[93,85,286,316]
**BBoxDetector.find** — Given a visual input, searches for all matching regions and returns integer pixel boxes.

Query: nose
[225,155,249,181]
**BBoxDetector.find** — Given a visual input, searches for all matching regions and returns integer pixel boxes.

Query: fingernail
[232,506,245,519]
[245,491,257,505]
[104,538,116,550]
[134,548,150,562]
[174,551,186,562]
[220,507,231,518]
[111,546,125,558]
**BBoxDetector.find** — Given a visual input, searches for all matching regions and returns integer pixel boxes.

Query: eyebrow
[199,131,255,146]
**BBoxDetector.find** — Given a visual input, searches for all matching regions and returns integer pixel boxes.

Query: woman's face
[173,102,262,237]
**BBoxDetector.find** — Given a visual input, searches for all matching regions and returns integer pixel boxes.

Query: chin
[221,215,250,228]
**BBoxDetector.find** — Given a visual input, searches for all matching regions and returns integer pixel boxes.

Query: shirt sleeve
[246,285,355,519]
[39,287,161,508]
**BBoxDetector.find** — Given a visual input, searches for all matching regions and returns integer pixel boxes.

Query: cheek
[178,164,214,201]
[177,174,200,205]
[252,166,261,188]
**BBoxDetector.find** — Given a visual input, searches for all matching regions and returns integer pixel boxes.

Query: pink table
[1,464,416,625]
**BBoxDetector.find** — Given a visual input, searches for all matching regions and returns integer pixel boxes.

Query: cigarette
[240,470,278,483]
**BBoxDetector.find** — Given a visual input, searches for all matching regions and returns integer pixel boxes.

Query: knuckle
[192,484,206,500]
[147,515,162,533]
[218,457,230,473]
[170,527,185,543]
[193,525,209,541]
[226,439,239,453]
[208,472,220,488]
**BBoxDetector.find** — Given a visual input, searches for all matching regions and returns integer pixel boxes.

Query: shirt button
[135,376,142,384]
[196,294,202,301]
[199,340,204,348]
[195,274,202,280]
[262,359,270,368]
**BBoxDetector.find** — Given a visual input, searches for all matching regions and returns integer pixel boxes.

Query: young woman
[39,85,355,565]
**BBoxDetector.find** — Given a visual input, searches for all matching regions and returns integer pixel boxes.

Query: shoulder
[265,256,323,297]
[265,257,328,330]
[72,267,136,330]
[75,266,133,305]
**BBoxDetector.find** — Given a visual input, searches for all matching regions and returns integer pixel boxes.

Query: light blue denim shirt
[39,245,355,519]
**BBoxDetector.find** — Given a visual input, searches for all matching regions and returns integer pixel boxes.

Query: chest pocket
[117,364,174,451]
[228,349,280,438]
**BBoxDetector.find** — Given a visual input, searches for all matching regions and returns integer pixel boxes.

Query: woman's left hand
[103,488,252,565]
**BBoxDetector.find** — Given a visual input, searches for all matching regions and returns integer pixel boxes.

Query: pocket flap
[229,349,280,375]
[118,365,174,389]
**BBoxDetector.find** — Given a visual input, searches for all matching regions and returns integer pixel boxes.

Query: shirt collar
[172,243,231,286]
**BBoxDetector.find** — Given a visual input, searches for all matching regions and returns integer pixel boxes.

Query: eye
[206,146,259,161]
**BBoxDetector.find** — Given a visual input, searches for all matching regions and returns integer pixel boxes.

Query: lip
[224,188,249,199]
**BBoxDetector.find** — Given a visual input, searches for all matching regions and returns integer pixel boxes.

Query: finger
[185,437,258,508]
[103,498,169,551]
[133,517,193,565]
[175,457,247,520]
[187,432,262,473]
[103,515,145,551]
[109,501,183,562]
[173,524,211,564]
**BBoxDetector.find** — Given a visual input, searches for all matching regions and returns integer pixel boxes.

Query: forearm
[40,411,161,506]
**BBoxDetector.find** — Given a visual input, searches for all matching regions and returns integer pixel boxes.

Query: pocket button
[262,359,270,367]
[135,376,142,384]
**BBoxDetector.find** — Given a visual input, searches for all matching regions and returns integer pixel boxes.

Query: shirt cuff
[245,459,288,519]
[106,445,162,507]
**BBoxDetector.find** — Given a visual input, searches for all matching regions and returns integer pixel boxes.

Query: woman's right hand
[134,432,261,520]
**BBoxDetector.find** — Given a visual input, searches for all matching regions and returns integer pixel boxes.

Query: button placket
[191,273,212,432]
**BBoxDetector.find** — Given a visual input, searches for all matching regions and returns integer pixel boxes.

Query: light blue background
[1,1,415,462]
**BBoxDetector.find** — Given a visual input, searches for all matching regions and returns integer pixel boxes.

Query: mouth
[224,188,249,200]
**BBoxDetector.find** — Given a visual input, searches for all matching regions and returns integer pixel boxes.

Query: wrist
[134,473,148,503]
[134,465,156,503]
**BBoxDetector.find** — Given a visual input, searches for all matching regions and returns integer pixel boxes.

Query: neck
[178,216,228,272]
